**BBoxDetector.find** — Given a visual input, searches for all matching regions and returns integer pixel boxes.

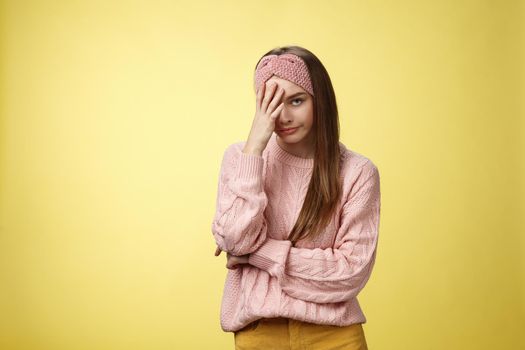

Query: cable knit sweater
[211,132,381,333]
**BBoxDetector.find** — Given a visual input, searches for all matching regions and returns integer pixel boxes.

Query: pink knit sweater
[211,132,381,333]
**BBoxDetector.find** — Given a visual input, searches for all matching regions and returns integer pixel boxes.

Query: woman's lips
[278,127,299,135]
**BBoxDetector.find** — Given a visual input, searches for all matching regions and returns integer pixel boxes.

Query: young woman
[211,45,381,350]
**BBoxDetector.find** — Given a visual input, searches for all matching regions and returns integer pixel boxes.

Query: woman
[211,45,381,350]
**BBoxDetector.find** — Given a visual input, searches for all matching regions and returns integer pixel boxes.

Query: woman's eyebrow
[284,92,307,100]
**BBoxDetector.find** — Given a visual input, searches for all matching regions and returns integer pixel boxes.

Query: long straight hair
[254,45,343,247]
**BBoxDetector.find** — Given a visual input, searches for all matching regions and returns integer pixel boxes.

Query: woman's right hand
[226,252,250,270]
[243,81,285,155]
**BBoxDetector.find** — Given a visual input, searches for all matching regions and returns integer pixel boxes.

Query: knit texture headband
[254,53,314,96]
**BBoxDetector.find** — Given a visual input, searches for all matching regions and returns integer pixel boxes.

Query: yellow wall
[0,1,523,349]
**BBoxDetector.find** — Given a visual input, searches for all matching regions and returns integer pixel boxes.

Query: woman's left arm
[247,161,381,304]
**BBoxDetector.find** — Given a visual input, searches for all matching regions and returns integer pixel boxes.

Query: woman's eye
[291,99,303,106]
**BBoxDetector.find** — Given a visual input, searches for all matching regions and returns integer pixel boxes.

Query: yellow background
[1,0,523,349]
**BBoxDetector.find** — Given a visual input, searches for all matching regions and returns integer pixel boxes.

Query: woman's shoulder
[339,142,377,171]
[223,140,245,153]
[338,142,379,191]
[222,140,271,160]
[221,140,249,159]
[223,140,261,153]
[219,140,268,172]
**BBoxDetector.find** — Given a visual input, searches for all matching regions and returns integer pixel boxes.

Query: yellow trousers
[234,317,368,350]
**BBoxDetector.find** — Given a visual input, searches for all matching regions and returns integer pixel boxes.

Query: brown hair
[254,45,343,247]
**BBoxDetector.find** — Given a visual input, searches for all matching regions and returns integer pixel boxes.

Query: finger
[256,84,264,112]
[261,82,278,114]
[270,102,285,121]
[267,87,285,115]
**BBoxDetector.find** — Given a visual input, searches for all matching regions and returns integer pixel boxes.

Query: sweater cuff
[248,238,292,281]
[234,151,264,192]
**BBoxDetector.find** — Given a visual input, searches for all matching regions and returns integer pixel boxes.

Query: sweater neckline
[268,133,315,169]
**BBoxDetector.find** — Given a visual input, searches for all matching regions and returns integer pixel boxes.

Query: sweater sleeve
[248,160,381,303]
[211,143,269,256]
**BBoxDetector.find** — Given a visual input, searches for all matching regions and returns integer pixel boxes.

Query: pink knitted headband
[254,53,314,96]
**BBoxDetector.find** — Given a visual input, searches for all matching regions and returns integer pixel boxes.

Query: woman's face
[261,76,314,146]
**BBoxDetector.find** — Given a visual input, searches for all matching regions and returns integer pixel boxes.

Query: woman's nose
[278,106,292,122]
